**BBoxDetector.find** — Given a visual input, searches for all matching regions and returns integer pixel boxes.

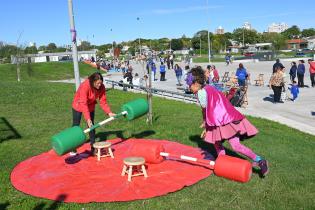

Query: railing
[103,79,197,103]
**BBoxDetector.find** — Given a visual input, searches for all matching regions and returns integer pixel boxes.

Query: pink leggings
[214,136,257,160]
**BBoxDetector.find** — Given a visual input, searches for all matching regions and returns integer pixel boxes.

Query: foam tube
[129,140,165,164]
[214,155,252,183]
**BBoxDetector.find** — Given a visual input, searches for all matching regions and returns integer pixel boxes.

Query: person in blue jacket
[290,80,299,101]
[297,60,305,87]
[289,62,297,83]
[160,62,166,81]
[236,63,248,87]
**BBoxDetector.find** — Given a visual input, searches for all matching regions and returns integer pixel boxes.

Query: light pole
[110,28,114,58]
[198,34,202,57]
[68,0,80,90]
[206,0,211,62]
[137,17,141,55]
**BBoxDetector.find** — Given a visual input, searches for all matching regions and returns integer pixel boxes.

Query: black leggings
[271,85,282,102]
[72,108,95,148]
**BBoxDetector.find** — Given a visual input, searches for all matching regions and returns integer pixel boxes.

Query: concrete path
[51,59,315,135]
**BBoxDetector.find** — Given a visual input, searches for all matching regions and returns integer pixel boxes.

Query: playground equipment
[129,140,252,183]
[51,98,148,155]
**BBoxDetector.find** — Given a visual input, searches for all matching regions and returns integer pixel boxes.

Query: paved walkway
[52,59,315,135]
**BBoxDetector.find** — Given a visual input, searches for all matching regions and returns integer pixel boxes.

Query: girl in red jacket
[71,72,115,156]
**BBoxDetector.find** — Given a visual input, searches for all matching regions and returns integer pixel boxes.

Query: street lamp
[206,0,211,62]
[137,17,141,55]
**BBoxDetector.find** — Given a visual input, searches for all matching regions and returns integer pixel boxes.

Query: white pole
[206,0,211,62]
[68,0,80,90]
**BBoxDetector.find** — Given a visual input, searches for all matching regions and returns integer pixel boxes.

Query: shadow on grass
[96,130,156,141]
[33,194,67,210]
[189,135,247,160]
[0,117,22,143]
[189,135,261,176]
[0,202,10,210]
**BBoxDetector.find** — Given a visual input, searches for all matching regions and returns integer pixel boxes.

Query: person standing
[236,63,248,87]
[272,59,285,73]
[308,59,315,87]
[160,62,166,81]
[289,62,297,84]
[269,67,285,103]
[297,60,305,87]
[174,64,183,86]
[71,72,116,156]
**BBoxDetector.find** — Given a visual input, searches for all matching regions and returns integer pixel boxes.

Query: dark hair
[239,63,244,69]
[189,66,206,86]
[308,59,314,62]
[293,80,297,84]
[88,72,103,88]
[299,60,305,63]
[206,65,211,70]
[292,61,296,65]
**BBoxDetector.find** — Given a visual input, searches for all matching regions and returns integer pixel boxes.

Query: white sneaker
[69,152,77,156]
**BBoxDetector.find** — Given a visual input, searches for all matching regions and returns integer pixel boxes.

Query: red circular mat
[11,138,213,203]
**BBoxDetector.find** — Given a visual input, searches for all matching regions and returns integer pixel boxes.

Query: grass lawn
[0,63,314,209]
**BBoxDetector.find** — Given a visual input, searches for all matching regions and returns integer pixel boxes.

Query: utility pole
[206,0,211,62]
[68,0,80,90]
[16,30,23,82]
[147,55,153,125]
[199,35,202,57]
[137,17,141,55]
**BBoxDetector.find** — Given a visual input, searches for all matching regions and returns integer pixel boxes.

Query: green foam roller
[121,98,149,120]
[51,126,86,155]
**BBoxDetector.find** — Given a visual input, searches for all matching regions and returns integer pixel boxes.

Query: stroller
[226,86,248,107]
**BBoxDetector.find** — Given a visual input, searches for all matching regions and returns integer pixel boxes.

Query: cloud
[137,5,223,16]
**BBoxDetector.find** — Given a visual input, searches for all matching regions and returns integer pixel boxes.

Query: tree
[170,39,183,51]
[233,28,259,45]
[301,28,315,37]
[281,25,301,39]
[78,41,92,51]
[46,43,57,52]
[24,46,38,54]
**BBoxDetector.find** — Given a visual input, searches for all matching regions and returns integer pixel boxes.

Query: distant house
[306,36,315,50]
[287,39,308,50]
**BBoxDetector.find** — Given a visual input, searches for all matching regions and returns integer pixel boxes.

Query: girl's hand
[199,122,205,128]
[87,119,93,128]
[108,112,116,118]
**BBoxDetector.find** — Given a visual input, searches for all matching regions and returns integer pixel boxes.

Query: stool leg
[97,148,101,161]
[141,165,148,178]
[121,165,127,176]
[108,147,114,158]
[128,166,133,182]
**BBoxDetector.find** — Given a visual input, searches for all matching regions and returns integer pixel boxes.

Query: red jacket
[72,79,112,120]
[309,61,315,74]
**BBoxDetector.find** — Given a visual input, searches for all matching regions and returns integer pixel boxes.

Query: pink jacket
[203,85,244,126]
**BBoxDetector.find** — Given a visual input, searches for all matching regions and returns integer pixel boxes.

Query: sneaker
[69,151,77,156]
[258,159,269,177]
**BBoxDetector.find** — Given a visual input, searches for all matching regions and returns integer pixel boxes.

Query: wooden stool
[121,157,148,182]
[93,142,114,161]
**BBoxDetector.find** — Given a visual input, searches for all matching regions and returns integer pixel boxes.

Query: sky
[0,0,314,47]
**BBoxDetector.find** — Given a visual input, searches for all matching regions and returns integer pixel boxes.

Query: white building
[243,22,252,30]
[215,26,224,34]
[306,36,315,50]
[268,23,288,33]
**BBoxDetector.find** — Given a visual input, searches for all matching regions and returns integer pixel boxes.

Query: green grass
[0,63,315,209]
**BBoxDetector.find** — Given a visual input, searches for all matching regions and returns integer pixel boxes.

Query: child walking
[290,80,299,101]
[186,66,269,177]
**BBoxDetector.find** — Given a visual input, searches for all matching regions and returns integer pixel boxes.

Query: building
[243,22,252,30]
[306,36,315,50]
[287,39,308,50]
[268,23,288,33]
[215,26,224,34]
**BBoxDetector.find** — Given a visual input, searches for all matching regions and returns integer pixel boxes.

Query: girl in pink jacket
[186,67,269,177]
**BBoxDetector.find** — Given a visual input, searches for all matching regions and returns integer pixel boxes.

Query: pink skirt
[204,118,258,144]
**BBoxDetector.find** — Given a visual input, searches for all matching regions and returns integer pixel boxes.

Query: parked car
[295,52,306,57]
[243,52,255,57]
